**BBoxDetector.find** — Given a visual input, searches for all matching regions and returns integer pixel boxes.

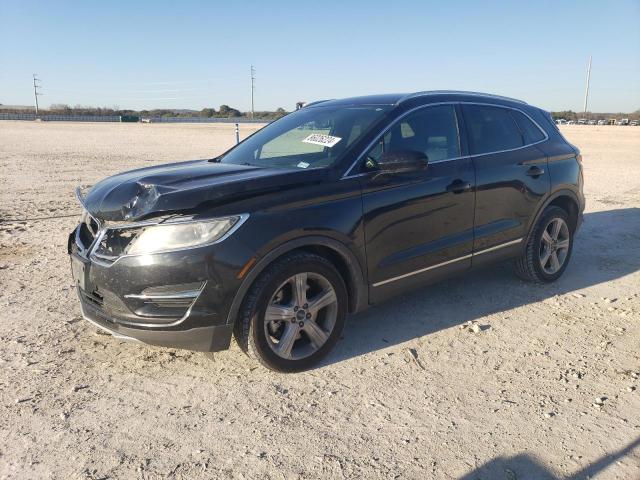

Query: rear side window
[511,110,545,144]
[463,105,524,155]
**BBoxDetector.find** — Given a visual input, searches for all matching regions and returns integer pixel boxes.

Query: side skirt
[372,238,523,289]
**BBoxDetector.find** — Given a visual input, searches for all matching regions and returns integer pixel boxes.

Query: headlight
[125,215,245,255]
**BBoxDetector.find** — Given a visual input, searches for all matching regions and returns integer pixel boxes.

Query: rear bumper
[79,289,233,351]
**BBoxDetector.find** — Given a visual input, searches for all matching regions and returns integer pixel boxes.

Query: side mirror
[376,150,428,175]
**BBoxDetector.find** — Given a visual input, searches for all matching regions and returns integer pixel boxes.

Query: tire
[515,206,574,283]
[234,251,347,372]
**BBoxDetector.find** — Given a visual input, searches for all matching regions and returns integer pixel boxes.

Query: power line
[32,74,42,115]
[44,87,203,94]
[92,76,245,86]
[250,65,255,120]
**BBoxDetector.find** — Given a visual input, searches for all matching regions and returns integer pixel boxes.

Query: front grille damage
[92,228,140,263]
[82,289,104,307]
[73,187,206,325]
[76,210,101,253]
[74,215,144,265]
[74,187,142,264]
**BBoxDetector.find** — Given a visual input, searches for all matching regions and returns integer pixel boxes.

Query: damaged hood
[79,159,326,222]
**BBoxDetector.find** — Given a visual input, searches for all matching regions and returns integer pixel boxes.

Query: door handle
[526,166,545,177]
[446,179,471,193]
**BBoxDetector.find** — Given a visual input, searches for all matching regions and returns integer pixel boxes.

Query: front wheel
[515,206,574,283]
[234,252,347,372]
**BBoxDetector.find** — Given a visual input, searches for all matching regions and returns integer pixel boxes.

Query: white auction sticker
[302,133,342,148]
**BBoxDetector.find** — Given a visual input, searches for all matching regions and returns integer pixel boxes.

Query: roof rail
[397,90,527,105]
[303,99,333,108]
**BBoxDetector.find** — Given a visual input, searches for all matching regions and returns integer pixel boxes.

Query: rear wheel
[234,252,347,372]
[515,206,574,283]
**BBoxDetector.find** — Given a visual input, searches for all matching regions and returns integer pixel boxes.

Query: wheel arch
[523,189,581,251]
[225,236,368,326]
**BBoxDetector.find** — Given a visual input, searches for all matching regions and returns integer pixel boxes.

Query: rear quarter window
[510,110,546,144]
[463,105,524,155]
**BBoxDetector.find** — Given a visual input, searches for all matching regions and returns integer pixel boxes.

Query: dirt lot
[1,122,639,479]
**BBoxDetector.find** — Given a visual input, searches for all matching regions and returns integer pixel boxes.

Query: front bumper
[78,289,233,351]
[68,222,254,352]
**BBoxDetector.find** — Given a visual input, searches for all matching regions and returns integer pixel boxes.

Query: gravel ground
[0,122,639,480]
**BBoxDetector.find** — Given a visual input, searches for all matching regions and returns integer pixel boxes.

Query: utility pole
[32,74,42,116]
[583,55,592,114]
[250,65,255,120]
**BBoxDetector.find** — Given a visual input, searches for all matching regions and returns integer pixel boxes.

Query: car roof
[307,90,528,108]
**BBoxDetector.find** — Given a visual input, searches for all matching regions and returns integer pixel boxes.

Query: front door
[358,104,476,301]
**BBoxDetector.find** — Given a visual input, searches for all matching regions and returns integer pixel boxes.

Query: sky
[1,0,639,113]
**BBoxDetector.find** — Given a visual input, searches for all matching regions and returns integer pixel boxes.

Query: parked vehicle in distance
[567,120,576,125]
[630,120,638,126]
[577,119,587,125]
[597,120,606,125]
[68,91,585,371]
[619,118,630,126]
[588,120,597,125]
[555,119,567,125]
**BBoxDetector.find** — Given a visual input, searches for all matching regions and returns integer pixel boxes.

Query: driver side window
[363,105,460,170]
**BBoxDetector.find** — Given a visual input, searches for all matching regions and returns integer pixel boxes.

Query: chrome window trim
[460,102,549,157]
[342,101,548,178]
[372,238,522,287]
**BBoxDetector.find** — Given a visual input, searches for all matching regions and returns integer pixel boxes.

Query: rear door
[359,104,476,301]
[461,104,550,265]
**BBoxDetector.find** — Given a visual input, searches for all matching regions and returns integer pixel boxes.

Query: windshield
[220,105,391,169]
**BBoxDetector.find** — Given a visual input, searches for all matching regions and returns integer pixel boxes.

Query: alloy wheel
[263,272,338,360]
[539,217,570,274]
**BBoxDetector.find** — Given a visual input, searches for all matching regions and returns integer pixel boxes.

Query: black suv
[69,91,584,372]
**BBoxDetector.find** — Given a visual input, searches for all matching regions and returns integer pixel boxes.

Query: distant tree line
[2,102,638,122]
[0,103,289,120]
[198,105,287,120]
